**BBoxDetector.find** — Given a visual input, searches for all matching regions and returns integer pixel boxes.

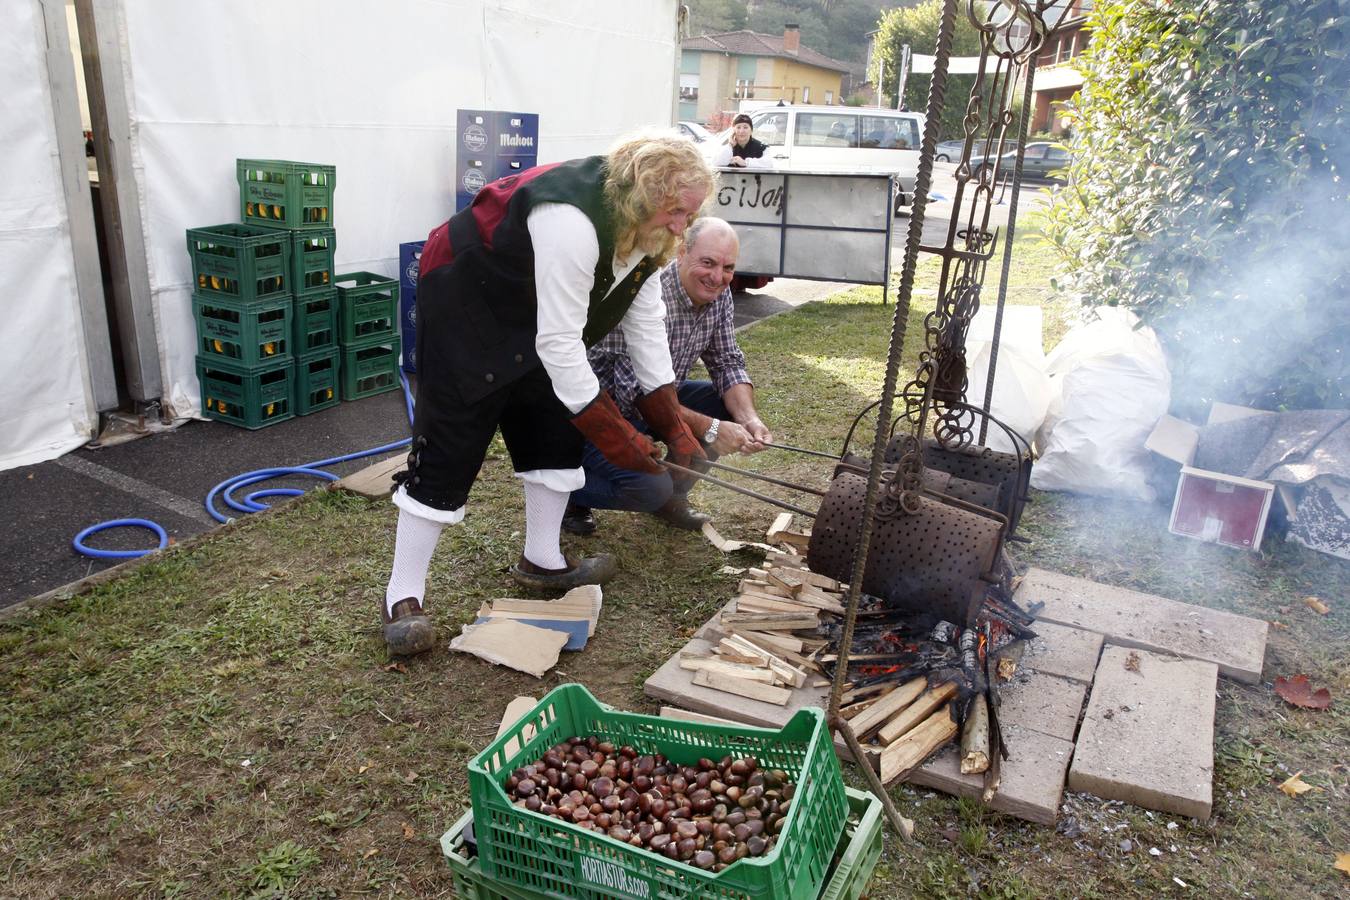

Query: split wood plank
[334,454,406,498]
[878,681,959,745]
[1014,567,1267,684]
[739,578,794,598]
[722,634,810,687]
[766,569,805,593]
[879,707,958,784]
[679,657,781,683]
[692,669,791,706]
[720,612,819,631]
[766,512,795,543]
[769,567,842,592]
[724,627,804,655]
[846,676,928,740]
[767,551,807,569]
[734,595,815,616]
[716,639,767,665]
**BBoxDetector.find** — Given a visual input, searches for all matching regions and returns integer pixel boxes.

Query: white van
[718,105,927,211]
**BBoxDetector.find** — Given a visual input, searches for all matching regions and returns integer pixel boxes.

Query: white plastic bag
[1031,307,1171,501]
[964,305,1052,454]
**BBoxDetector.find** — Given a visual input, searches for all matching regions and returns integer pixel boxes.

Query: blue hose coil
[72,371,417,558]
[72,518,169,559]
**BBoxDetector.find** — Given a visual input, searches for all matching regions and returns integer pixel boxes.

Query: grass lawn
[2,232,1346,898]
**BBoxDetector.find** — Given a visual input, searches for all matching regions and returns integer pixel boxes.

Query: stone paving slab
[996,669,1087,744]
[909,723,1074,825]
[1069,645,1216,820]
[1014,619,1104,684]
[1014,568,1267,683]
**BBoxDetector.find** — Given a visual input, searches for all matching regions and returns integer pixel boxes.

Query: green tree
[687,0,749,34]
[873,0,983,135]
[1042,0,1349,413]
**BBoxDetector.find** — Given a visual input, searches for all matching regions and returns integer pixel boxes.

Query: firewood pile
[686,516,1038,799]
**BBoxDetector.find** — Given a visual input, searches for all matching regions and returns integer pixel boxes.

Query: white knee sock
[385,508,447,614]
[522,481,569,570]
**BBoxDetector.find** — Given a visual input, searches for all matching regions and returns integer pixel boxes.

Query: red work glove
[635,384,707,470]
[571,391,663,474]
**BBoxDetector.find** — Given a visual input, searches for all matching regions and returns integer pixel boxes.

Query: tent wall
[0,1,108,469]
[115,0,682,418]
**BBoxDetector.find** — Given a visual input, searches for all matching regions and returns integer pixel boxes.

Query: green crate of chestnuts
[467,683,848,900]
[441,786,884,900]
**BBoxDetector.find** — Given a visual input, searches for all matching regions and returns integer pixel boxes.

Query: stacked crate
[332,271,400,401]
[238,159,343,417]
[187,224,297,428]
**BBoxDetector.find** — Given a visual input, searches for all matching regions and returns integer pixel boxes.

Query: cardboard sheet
[449,620,569,678]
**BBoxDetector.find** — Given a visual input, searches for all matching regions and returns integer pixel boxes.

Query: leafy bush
[1043,0,1349,414]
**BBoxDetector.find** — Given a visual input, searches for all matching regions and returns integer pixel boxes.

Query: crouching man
[564,217,773,535]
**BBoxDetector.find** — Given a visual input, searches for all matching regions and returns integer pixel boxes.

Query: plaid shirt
[589,261,750,421]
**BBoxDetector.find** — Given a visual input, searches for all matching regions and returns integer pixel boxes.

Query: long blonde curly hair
[604,132,718,262]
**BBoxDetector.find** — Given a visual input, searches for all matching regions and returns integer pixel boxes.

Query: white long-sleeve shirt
[528,203,675,413]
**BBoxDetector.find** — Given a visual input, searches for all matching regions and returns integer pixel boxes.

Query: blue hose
[73,371,416,558]
[72,518,169,559]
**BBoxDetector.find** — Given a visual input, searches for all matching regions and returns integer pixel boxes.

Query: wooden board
[334,453,405,498]
[1015,568,1267,684]
[692,669,791,705]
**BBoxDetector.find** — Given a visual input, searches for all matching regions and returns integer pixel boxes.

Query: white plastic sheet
[0,2,96,469]
[117,0,681,418]
[1032,307,1171,501]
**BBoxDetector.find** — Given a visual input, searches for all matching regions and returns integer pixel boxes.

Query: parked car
[968,141,1070,182]
[676,121,715,144]
[934,139,966,162]
[715,104,928,211]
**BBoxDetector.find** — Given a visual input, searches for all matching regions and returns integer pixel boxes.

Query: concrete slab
[1069,645,1216,820]
[1014,619,1104,684]
[1014,568,1267,683]
[996,670,1087,744]
[909,723,1073,826]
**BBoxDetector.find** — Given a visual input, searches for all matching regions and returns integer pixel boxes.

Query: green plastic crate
[196,355,293,429]
[293,287,339,354]
[237,158,335,229]
[468,684,848,900]
[440,788,882,900]
[296,348,341,415]
[335,271,399,343]
[192,294,291,366]
[290,227,337,291]
[340,336,400,400]
[186,224,290,301]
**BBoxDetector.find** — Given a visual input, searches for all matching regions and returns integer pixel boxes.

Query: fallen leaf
[383,662,408,674]
[362,848,379,860]
[1124,651,1141,672]
[402,822,416,840]
[1279,771,1316,797]
[1274,675,1333,710]
[1304,596,1331,615]
[1277,605,1292,614]
[1335,853,1350,876]
[1268,620,1289,630]
[358,763,372,774]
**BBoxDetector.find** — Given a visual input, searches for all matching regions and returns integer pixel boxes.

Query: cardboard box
[1146,404,1290,552]
[1169,466,1274,551]
[455,109,539,211]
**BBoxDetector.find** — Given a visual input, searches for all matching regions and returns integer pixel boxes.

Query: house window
[802,86,811,103]
[679,74,699,102]
[735,78,755,100]
[825,90,833,106]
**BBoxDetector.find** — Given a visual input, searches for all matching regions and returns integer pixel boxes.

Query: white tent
[2,0,683,471]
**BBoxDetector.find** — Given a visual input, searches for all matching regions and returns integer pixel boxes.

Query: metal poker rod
[661,461,818,518]
[762,441,843,461]
[703,460,827,496]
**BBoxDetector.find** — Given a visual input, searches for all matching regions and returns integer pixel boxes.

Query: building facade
[1030,1,1094,135]
[680,25,850,126]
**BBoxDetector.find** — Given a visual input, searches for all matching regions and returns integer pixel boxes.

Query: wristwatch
[702,419,720,445]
